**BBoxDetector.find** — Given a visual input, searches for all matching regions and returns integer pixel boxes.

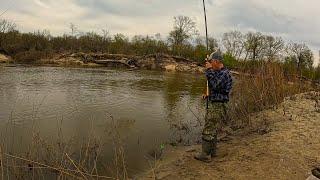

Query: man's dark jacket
[205,67,233,103]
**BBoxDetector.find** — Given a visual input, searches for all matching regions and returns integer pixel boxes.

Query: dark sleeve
[225,72,233,93]
[205,69,221,90]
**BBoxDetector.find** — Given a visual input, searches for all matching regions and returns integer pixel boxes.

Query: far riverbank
[0,52,206,73]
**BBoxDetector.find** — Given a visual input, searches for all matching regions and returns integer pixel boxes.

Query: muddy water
[0,66,206,176]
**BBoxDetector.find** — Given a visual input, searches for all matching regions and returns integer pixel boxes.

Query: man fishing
[194,50,233,163]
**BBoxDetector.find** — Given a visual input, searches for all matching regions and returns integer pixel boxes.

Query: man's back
[205,67,233,102]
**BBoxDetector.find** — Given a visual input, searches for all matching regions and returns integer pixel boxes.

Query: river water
[0,66,207,176]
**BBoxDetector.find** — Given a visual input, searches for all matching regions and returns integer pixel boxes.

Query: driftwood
[143,54,193,63]
[59,53,193,63]
[94,59,135,68]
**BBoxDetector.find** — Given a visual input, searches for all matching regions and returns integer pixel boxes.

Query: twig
[144,156,156,179]
[0,146,4,180]
[4,153,115,179]
[4,153,78,178]
[65,153,88,180]
[3,165,50,169]
[120,146,128,179]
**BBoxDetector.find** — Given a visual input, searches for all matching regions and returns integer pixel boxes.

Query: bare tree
[168,16,198,46]
[222,31,245,59]
[244,32,265,61]
[154,33,161,40]
[0,19,16,52]
[208,37,219,52]
[101,26,111,41]
[263,35,284,61]
[69,23,78,37]
[0,19,16,33]
[195,36,218,51]
[286,43,314,73]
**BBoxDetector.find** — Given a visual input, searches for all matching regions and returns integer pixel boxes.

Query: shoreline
[138,91,320,180]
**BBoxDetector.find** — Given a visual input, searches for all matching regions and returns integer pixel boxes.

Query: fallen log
[94,59,135,68]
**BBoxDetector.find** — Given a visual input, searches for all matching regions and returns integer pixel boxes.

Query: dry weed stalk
[105,113,128,180]
[0,146,4,180]
[228,61,309,129]
[0,111,129,179]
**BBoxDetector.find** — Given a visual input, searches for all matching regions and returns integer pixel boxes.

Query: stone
[165,64,177,71]
[0,54,10,63]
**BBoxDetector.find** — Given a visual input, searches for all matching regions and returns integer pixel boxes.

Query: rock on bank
[0,54,11,63]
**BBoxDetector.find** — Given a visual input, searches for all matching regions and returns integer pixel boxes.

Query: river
[0,66,207,177]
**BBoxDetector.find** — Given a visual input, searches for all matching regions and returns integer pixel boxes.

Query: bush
[223,53,239,69]
[228,62,308,128]
[13,50,53,63]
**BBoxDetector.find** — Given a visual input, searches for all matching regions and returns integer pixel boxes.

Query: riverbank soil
[140,91,320,180]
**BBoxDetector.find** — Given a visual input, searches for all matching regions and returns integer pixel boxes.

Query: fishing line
[0,0,14,17]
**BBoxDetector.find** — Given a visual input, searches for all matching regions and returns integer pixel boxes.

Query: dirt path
[140,92,320,180]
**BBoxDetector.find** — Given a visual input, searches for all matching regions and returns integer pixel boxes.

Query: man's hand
[202,94,208,100]
[205,61,212,69]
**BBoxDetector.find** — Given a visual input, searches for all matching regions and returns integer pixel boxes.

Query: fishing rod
[202,0,209,52]
[202,0,209,110]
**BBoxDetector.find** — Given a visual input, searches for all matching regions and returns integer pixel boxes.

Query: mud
[140,91,320,180]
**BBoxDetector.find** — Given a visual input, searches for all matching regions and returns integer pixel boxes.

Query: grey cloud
[218,0,296,34]
[1,0,319,64]
[74,0,202,19]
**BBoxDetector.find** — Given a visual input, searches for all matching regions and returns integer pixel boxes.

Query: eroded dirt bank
[55,53,204,72]
[1,52,206,72]
[0,53,201,72]
[140,91,320,180]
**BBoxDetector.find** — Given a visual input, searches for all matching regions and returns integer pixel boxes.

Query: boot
[194,140,214,163]
[312,168,320,179]
[211,135,217,158]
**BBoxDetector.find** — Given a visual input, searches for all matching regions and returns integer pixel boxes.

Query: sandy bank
[140,91,320,180]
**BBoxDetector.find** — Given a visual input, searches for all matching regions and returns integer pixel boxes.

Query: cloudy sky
[1,0,319,64]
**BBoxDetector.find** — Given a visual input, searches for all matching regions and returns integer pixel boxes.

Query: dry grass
[13,50,55,64]
[0,113,128,179]
[228,61,311,130]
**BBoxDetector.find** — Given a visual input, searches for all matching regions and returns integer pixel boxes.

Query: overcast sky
[1,0,319,64]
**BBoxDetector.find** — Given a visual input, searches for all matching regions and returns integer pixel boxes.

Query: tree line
[0,16,319,80]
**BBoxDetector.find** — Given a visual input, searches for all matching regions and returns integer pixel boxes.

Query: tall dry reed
[0,113,128,179]
[228,61,310,129]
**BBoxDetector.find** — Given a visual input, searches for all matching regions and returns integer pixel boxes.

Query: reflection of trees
[189,74,206,99]
[162,72,206,145]
[162,72,205,116]
[163,73,185,113]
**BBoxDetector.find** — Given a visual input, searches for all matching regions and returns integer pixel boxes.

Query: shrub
[13,50,53,64]
[228,61,308,129]
[223,53,239,69]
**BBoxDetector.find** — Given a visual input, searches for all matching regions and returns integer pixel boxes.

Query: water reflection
[161,72,206,145]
